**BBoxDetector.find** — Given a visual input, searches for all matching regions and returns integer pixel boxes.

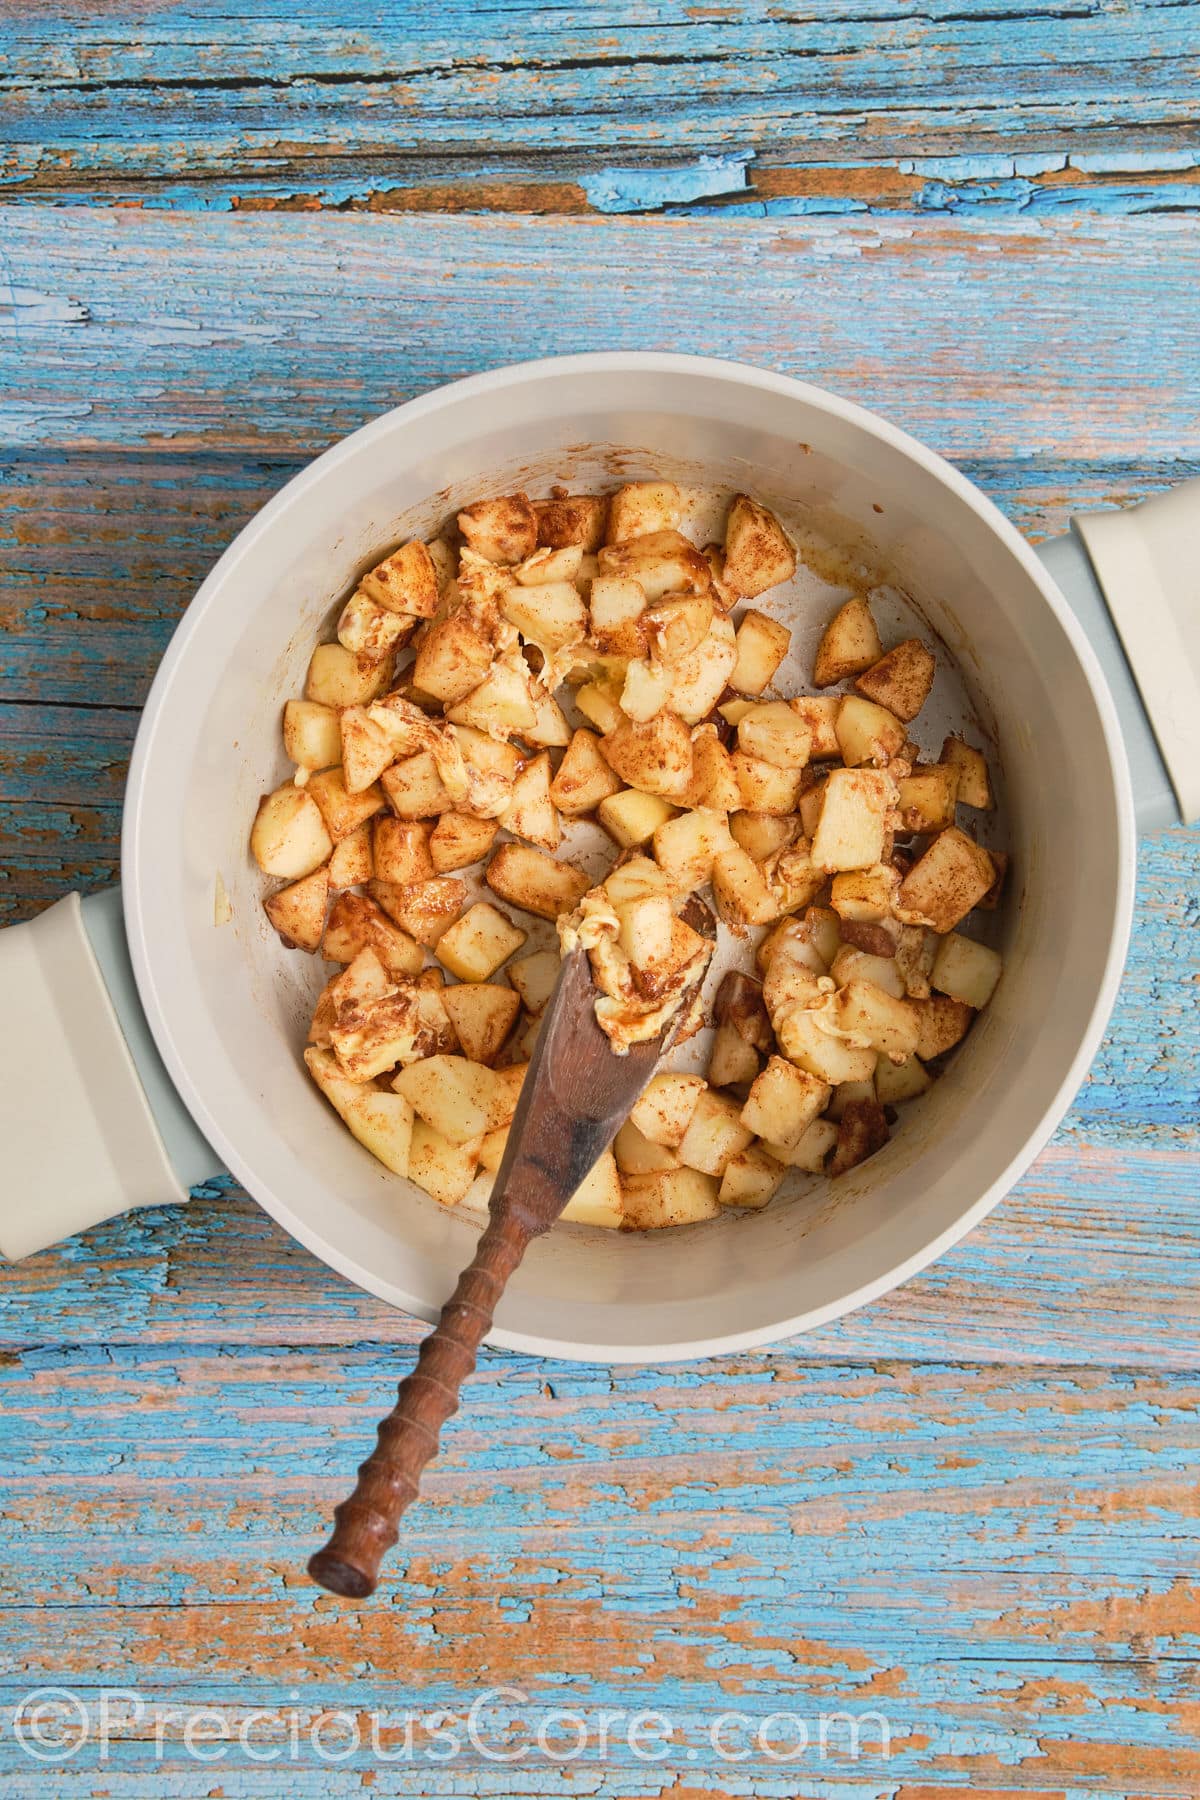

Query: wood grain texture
[3,0,1200,217]
[1,5,1199,1790]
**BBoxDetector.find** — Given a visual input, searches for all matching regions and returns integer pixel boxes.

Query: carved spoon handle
[308,1206,529,1599]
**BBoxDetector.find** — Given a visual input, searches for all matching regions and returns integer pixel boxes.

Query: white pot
[4,355,1196,1360]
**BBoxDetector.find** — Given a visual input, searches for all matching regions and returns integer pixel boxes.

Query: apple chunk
[486,842,590,921]
[855,638,936,721]
[264,865,329,952]
[620,1167,721,1229]
[304,1048,414,1176]
[897,828,996,933]
[931,931,1003,1008]
[718,1145,787,1208]
[436,901,527,982]
[630,1073,707,1148]
[677,1087,754,1176]
[251,783,333,880]
[393,1053,500,1145]
[813,597,882,687]
[440,983,521,1065]
[740,1056,831,1150]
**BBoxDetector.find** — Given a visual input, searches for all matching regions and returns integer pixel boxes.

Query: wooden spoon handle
[308,1206,529,1598]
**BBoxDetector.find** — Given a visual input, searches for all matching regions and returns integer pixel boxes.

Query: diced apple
[813,597,882,687]
[597,787,678,848]
[874,1052,932,1104]
[436,900,528,981]
[708,1021,761,1088]
[489,1061,528,1127]
[798,779,826,838]
[686,725,741,811]
[724,495,795,596]
[550,729,623,816]
[828,947,902,1004]
[835,695,907,768]
[810,768,891,872]
[535,493,609,552]
[328,984,425,1081]
[426,812,497,873]
[914,994,975,1059]
[328,822,373,889]
[897,828,996,933]
[304,1048,414,1175]
[601,711,694,801]
[830,1098,890,1176]
[561,1150,624,1228]
[369,875,466,946]
[941,737,993,809]
[677,1086,755,1176]
[620,1167,721,1229]
[486,842,589,921]
[607,481,681,543]
[500,752,560,851]
[646,594,714,665]
[712,846,778,927]
[250,783,333,879]
[602,855,675,908]
[501,581,587,650]
[630,1072,707,1148]
[718,1144,787,1208]
[457,492,537,564]
[337,591,411,661]
[762,1118,838,1172]
[789,695,841,758]
[306,642,391,709]
[855,638,936,721]
[774,1007,877,1084]
[831,980,920,1061]
[373,817,434,885]
[652,811,737,889]
[897,765,959,833]
[264,864,329,952]
[284,699,342,771]
[340,704,396,793]
[393,1053,500,1145]
[620,658,671,722]
[575,677,626,735]
[323,891,425,980]
[731,750,804,816]
[507,949,560,1015]
[590,573,648,635]
[381,750,455,819]
[931,931,1003,1008]
[447,659,537,736]
[728,610,790,696]
[826,1078,876,1121]
[614,1120,681,1175]
[413,612,496,704]
[359,539,440,618]
[307,767,386,840]
[522,684,572,749]
[308,947,394,1047]
[663,615,737,723]
[737,702,811,769]
[516,544,585,586]
[729,811,797,862]
[597,529,711,600]
[440,982,521,1065]
[438,725,522,820]
[830,864,899,923]
[406,1118,482,1206]
[477,1126,509,1173]
[740,1056,831,1149]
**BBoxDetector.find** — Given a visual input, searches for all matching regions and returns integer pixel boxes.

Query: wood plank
[2,210,1198,465]
[2,1131,1197,1367]
[0,1350,1198,1792]
[3,0,1199,208]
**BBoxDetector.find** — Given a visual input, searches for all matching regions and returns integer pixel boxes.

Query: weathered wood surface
[3,0,1200,219]
[1,4,1199,1793]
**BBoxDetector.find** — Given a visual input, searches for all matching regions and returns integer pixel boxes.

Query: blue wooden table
[2,6,1198,1794]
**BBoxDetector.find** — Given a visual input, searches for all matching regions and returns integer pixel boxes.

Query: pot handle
[0,887,219,1260]
[1038,481,1200,832]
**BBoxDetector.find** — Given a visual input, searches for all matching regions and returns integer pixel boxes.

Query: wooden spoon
[308,916,714,1599]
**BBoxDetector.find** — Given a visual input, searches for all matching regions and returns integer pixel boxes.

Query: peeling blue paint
[582,151,755,215]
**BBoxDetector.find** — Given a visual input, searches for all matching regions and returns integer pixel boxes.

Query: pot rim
[123,352,1136,1362]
